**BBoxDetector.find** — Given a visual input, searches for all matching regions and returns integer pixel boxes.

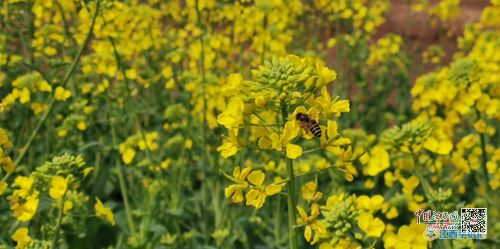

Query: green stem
[285,157,298,249]
[274,196,282,244]
[3,1,99,182]
[51,196,66,249]
[477,130,491,197]
[282,104,298,249]
[479,132,491,193]
[411,151,436,210]
[108,37,155,166]
[109,114,136,236]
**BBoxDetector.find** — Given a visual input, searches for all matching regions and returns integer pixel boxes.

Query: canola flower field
[0,0,499,248]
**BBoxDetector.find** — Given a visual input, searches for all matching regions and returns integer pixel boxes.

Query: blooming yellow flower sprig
[381,120,433,155]
[296,205,328,245]
[217,55,351,159]
[366,34,403,67]
[223,166,283,209]
[7,176,40,222]
[95,197,115,226]
[313,0,389,36]
[0,128,15,177]
[119,132,159,165]
[77,1,166,85]
[422,45,445,65]
[1,72,52,111]
[297,181,328,245]
[428,0,461,24]
[31,0,78,57]
[55,99,94,137]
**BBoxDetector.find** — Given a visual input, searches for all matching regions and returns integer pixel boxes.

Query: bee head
[296,112,308,121]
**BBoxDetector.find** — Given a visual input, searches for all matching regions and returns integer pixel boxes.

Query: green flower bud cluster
[25,240,51,249]
[251,55,314,102]
[449,58,480,86]
[428,187,461,211]
[248,55,335,107]
[322,195,359,238]
[32,154,88,186]
[381,121,433,154]
[164,103,188,123]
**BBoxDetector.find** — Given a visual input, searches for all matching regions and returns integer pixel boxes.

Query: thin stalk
[51,196,66,249]
[410,152,434,203]
[108,37,155,166]
[282,105,298,249]
[479,132,490,194]
[476,111,491,197]
[285,157,298,249]
[274,196,282,244]
[3,1,99,182]
[109,113,136,236]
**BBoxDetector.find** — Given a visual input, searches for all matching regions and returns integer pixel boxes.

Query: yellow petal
[264,184,282,196]
[304,225,312,242]
[247,170,265,186]
[224,185,236,199]
[286,143,303,159]
[240,166,253,180]
[357,213,373,234]
[327,120,338,139]
[296,206,308,221]
[122,147,136,165]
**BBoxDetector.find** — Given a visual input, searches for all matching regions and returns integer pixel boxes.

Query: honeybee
[296,112,322,138]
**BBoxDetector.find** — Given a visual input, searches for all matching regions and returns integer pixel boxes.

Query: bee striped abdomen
[310,122,322,138]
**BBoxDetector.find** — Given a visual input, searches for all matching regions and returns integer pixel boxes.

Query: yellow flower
[217,97,244,129]
[245,170,282,209]
[120,146,136,165]
[12,176,34,198]
[357,195,384,212]
[64,200,73,213]
[315,87,350,117]
[400,176,420,197]
[424,137,453,155]
[316,62,337,88]
[362,144,390,176]
[321,120,351,154]
[11,227,31,249]
[301,181,323,202]
[357,213,385,237]
[296,205,327,245]
[54,86,72,101]
[95,197,115,226]
[282,122,303,159]
[125,68,137,79]
[77,120,87,131]
[49,176,68,200]
[385,206,399,219]
[217,128,241,158]
[9,192,39,222]
[258,122,303,159]
[224,166,252,203]
[384,221,427,249]
[18,88,30,104]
